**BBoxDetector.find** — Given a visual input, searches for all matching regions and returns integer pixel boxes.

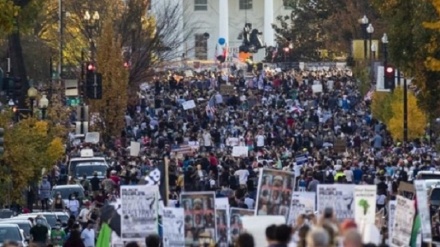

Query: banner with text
[354,185,377,228]
[414,180,432,243]
[120,185,159,242]
[317,184,355,221]
[162,207,185,247]
[390,196,416,247]
[287,192,316,226]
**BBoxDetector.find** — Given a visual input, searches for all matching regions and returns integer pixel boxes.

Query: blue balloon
[218,38,226,45]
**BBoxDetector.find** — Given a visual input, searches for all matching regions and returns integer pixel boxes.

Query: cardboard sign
[333,139,346,153]
[220,85,235,95]
[85,132,100,144]
[397,182,415,199]
[182,100,196,110]
[232,146,248,157]
[130,141,141,157]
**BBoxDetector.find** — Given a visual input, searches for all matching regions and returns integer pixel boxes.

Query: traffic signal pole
[403,77,408,143]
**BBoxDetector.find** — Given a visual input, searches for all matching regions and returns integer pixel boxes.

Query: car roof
[0,223,20,228]
[52,184,84,189]
[419,171,440,174]
[0,220,30,224]
[70,157,105,161]
[76,163,108,167]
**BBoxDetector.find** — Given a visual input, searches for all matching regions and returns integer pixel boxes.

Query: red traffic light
[87,64,95,71]
[386,66,394,74]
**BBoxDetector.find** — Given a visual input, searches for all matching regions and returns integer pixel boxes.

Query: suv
[50,184,85,206]
[68,149,108,178]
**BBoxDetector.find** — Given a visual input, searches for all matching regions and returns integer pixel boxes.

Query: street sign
[65,79,79,96]
[66,97,80,106]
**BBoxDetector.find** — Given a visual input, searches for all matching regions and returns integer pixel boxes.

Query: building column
[218,0,229,44]
[264,0,275,47]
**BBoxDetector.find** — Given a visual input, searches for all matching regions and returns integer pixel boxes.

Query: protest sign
[162,207,185,247]
[182,100,196,110]
[287,192,315,226]
[390,196,416,247]
[232,146,248,157]
[255,169,295,218]
[216,208,229,247]
[130,141,141,157]
[180,192,216,246]
[317,184,355,221]
[230,208,254,242]
[414,180,432,243]
[354,185,377,229]
[388,201,396,243]
[120,185,158,242]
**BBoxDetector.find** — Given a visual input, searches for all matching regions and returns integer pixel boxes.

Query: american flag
[206,96,216,115]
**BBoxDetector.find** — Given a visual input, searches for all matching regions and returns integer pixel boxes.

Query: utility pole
[403,77,408,143]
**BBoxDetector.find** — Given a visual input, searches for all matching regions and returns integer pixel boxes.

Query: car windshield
[69,159,105,174]
[56,214,69,223]
[419,174,440,180]
[75,164,107,178]
[41,215,57,228]
[2,222,30,237]
[51,187,85,199]
[0,226,21,242]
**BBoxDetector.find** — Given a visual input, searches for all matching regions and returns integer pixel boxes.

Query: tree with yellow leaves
[88,20,128,141]
[0,111,65,204]
[387,87,427,141]
[371,92,393,124]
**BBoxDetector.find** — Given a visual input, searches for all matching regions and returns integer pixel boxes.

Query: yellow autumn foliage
[423,0,440,71]
[387,87,427,141]
[0,0,19,34]
[371,91,393,124]
[0,111,65,203]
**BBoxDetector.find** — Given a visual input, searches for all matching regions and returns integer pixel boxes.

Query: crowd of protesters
[19,63,438,247]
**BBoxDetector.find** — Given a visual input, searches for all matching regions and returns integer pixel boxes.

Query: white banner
[232,146,248,157]
[120,185,159,241]
[414,180,432,242]
[317,184,355,221]
[162,207,185,247]
[390,196,416,247]
[288,192,315,226]
[354,185,377,228]
[182,100,196,110]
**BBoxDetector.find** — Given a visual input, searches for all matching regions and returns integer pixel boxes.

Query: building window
[194,34,208,60]
[239,0,252,10]
[194,0,208,11]
[283,0,293,9]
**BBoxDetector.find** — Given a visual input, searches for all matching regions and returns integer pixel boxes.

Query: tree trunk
[8,30,28,108]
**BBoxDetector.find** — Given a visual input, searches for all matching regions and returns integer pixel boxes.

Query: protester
[30,216,49,246]
[80,220,95,247]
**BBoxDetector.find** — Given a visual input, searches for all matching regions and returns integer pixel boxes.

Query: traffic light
[384,66,395,90]
[86,72,102,100]
[0,128,4,155]
[13,77,22,100]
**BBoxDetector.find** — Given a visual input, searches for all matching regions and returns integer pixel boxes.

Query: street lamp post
[27,86,38,117]
[381,33,388,65]
[360,15,369,59]
[83,10,100,65]
[366,23,374,60]
[39,95,49,120]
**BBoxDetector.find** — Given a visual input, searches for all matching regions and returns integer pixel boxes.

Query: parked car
[0,219,32,240]
[0,223,28,247]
